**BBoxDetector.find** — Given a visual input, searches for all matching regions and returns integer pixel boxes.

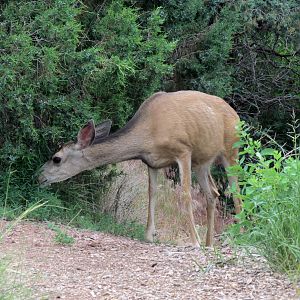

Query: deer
[38,91,241,247]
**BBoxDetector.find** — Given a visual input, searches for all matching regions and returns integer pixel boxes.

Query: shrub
[228,121,300,275]
[0,0,174,222]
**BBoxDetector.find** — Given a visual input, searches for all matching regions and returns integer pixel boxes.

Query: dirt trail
[0,221,298,299]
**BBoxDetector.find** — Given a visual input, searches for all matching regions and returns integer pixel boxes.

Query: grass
[0,258,29,300]
[70,212,145,240]
[0,202,47,300]
[0,168,146,243]
[46,211,145,245]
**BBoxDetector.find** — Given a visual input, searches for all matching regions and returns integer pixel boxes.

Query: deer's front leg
[145,167,158,242]
[177,153,201,247]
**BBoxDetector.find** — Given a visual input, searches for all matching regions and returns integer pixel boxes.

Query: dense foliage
[162,0,299,137]
[0,0,174,215]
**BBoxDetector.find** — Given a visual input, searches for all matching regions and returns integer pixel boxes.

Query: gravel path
[0,221,298,299]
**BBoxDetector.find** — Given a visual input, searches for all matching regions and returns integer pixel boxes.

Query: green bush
[0,0,174,225]
[228,121,300,275]
[158,0,240,97]
[47,222,75,245]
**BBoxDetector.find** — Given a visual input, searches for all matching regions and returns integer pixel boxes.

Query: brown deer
[39,91,241,246]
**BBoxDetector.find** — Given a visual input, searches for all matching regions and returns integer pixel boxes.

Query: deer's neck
[83,130,145,167]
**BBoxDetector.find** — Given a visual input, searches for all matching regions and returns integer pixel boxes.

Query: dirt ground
[0,220,299,300]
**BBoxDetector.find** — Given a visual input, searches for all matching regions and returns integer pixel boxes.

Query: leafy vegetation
[0,0,174,227]
[228,121,300,275]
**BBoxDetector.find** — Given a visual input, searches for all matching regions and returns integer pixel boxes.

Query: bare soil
[0,221,299,300]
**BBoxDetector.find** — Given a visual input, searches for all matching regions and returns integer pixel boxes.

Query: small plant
[47,223,75,245]
[227,120,300,276]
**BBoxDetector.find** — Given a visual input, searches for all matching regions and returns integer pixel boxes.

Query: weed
[47,223,75,245]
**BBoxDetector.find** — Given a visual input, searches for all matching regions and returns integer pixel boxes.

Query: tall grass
[228,120,300,276]
[0,202,46,299]
[0,162,146,241]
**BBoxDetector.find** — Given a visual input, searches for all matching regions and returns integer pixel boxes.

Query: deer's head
[38,120,112,186]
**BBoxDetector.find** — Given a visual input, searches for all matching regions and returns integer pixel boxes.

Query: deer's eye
[52,156,62,164]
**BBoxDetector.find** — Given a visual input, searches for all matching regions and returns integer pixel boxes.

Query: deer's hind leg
[195,164,219,247]
[177,152,201,246]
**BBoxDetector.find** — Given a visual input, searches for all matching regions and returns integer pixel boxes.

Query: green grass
[0,179,145,243]
[1,202,145,242]
[0,258,32,300]
[70,212,145,240]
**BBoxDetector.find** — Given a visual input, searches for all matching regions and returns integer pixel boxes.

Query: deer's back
[133,91,239,168]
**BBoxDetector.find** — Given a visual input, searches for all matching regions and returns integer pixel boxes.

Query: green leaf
[260,148,277,156]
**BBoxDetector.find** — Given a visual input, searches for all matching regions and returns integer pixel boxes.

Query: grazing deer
[39,91,241,246]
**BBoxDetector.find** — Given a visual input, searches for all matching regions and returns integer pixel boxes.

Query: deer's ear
[76,120,95,149]
[95,120,112,139]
